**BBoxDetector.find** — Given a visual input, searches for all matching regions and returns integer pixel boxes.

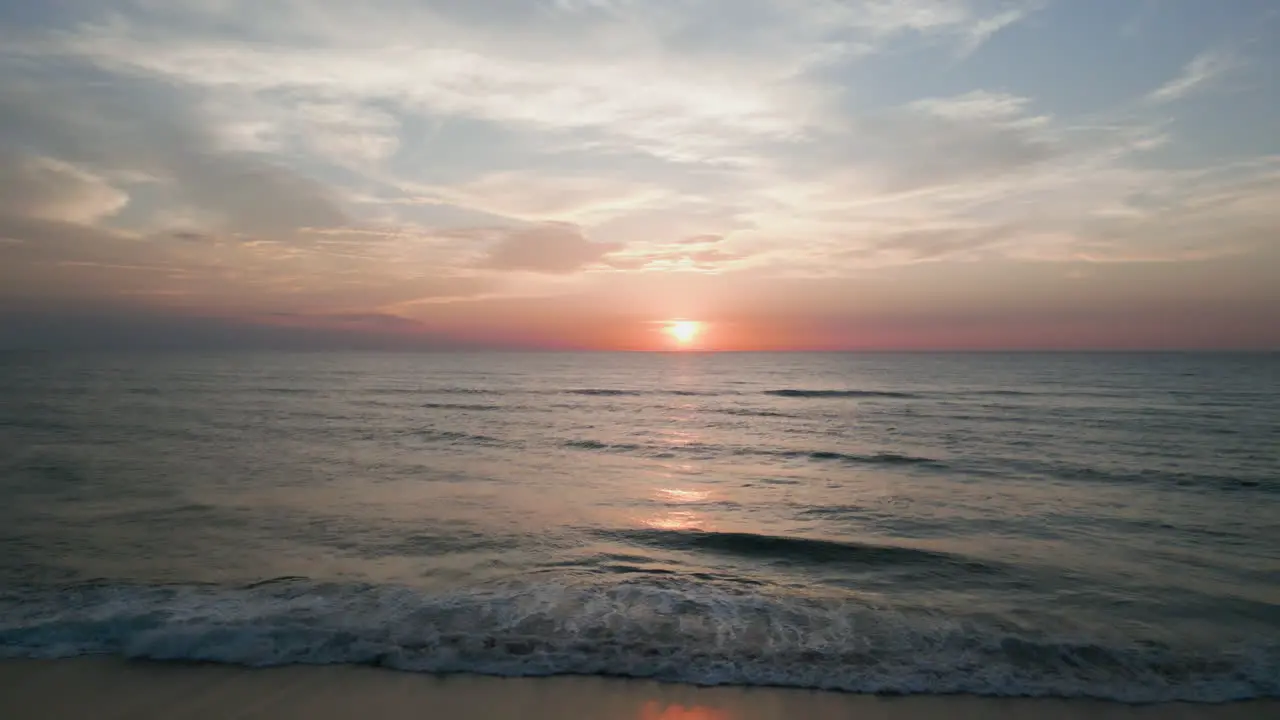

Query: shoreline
[0,659,1275,720]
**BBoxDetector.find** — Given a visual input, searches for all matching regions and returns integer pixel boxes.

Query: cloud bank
[1,0,1276,348]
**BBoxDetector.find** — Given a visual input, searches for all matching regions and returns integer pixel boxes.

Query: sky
[0,0,1277,351]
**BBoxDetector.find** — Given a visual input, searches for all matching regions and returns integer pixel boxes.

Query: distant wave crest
[561,438,940,467]
[714,407,794,418]
[763,449,941,466]
[412,429,508,446]
[1,579,1275,703]
[764,389,921,399]
[603,528,998,575]
[430,387,499,395]
[420,402,509,412]
[563,389,721,397]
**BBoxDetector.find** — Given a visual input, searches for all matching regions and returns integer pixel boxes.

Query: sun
[666,320,701,346]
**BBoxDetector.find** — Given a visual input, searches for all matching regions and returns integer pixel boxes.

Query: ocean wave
[993,458,1276,494]
[559,438,940,467]
[561,389,722,397]
[714,407,795,418]
[429,388,498,395]
[411,429,509,446]
[420,402,511,412]
[562,439,644,452]
[764,389,921,399]
[764,449,941,466]
[255,387,317,396]
[602,529,1000,574]
[1,579,1275,703]
[558,437,943,468]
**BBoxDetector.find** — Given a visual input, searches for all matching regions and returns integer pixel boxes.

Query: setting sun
[666,321,701,346]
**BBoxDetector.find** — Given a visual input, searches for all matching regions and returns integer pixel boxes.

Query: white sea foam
[1,579,1275,703]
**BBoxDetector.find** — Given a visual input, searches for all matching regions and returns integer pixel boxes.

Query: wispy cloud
[0,0,1276,348]
[957,1,1043,56]
[404,172,671,223]
[1147,49,1237,104]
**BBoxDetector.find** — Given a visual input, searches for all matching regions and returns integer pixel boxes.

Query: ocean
[0,351,1276,703]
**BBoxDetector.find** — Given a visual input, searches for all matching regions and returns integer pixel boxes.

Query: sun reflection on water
[639,702,731,720]
[643,510,703,531]
[656,488,710,503]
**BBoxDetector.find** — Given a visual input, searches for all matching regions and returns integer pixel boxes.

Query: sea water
[1,351,1277,701]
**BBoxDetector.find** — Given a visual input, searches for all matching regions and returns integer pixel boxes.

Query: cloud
[791,0,1036,46]
[602,241,747,273]
[174,157,350,234]
[840,224,1017,264]
[409,171,670,222]
[877,91,1057,189]
[829,157,1280,268]
[0,210,495,314]
[0,0,1274,350]
[206,97,402,166]
[957,2,1042,56]
[54,15,819,164]
[36,0,1042,166]
[0,152,129,224]
[907,90,1034,121]
[0,71,349,236]
[0,214,134,263]
[675,234,724,246]
[254,311,429,333]
[479,222,622,274]
[738,89,1065,231]
[1147,50,1235,104]
[0,304,482,350]
[2,1,1052,264]
[716,100,1255,275]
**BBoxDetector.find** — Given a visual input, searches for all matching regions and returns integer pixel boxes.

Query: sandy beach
[0,659,1274,720]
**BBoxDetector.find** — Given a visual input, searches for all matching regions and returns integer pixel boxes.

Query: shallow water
[1,351,1277,701]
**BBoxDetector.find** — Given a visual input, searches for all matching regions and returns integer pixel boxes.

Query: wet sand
[0,659,1274,720]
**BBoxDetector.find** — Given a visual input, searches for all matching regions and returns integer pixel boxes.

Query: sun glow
[666,320,701,346]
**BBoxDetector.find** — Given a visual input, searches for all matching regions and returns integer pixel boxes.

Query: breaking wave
[0,579,1275,703]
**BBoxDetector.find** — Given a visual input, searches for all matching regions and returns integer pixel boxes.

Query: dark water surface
[1,351,1277,701]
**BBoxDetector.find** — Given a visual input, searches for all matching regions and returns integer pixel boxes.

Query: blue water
[1,351,1277,702]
